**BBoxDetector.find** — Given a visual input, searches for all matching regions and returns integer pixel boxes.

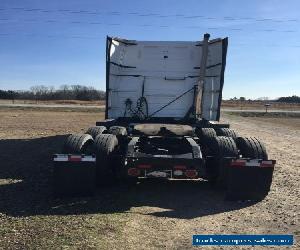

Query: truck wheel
[196,128,216,141]
[215,128,238,140]
[196,128,217,155]
[208,136,238,187]
[86,126,107,139]
[62,134,94,154]
[108,126,127,136]
[94,134,119,185]
[236,137,268,160]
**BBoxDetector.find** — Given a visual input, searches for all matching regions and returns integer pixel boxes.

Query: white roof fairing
[106,36,227,121]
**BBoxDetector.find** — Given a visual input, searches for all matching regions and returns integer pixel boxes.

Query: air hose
[124,96,148,119]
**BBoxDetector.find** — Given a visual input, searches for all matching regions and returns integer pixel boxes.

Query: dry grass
[222,100,300,111]
[225,111,300,119]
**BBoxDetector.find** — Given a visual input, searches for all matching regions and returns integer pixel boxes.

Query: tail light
[128,168,141,176]
[185,169,198,178]
[230,159,246,167]
[68,155,82,162]
[174,165,187,170]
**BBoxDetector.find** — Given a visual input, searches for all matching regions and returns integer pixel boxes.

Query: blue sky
[0,0,299,99]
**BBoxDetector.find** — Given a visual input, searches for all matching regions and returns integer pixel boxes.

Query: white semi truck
[53,34,275,200]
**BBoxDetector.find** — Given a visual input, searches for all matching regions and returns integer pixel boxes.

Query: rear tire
[62,134,94,154]
[108,126,127,136]
[236,137,268,160]
[86,126,107,139]
[196,128,217,141]
[215,128,238,140]
[94,134,119,186]
[207,136,238,187]
[196,128,217,156]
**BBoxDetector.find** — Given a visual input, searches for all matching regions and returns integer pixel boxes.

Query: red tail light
[230,159,246,167]
[68,155,82,162]
[128,168,141,176]
[185,169,198,178]
[174,165,187,170]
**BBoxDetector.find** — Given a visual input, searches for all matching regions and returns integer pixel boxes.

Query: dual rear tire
[59,126,129,192]
[206,136,268,188]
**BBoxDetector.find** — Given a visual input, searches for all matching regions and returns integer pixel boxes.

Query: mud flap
[53,154,96,197]
[226,159,275,201]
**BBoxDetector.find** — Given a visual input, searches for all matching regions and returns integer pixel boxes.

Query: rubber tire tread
[208,136,238,186]
[236,137,268,160]
[197,128,217,141]
[211,136,238,158]
[94,134,119,184]
[72,134,92,153]
[63,134,94,154]
[86,126,107,139]
[216,128,238,139]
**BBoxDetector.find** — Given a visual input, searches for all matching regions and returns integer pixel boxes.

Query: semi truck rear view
[53,34,275,200]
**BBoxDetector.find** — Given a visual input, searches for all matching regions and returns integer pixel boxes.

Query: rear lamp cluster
[127,164,198,178]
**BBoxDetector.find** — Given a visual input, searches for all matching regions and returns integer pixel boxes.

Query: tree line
[0,85,105,101]
[277,95,300,103]
[0,86,299,103]
[229,95,300,103]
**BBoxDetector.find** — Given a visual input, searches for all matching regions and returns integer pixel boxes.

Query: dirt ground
[0,108,299,249]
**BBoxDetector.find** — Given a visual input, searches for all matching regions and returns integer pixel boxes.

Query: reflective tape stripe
[53,156,68,162]
[230,159,275,168]
[81,156,96,162]
[261,160,274,165]
[245,160,261,167]
[53,154,96,162]
[260,160,275,167]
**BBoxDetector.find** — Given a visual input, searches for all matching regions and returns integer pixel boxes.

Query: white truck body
[106,36,228,121]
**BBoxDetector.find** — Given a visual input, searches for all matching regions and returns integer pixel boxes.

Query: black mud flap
[226,159,275,201]
[53,154,96,197]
